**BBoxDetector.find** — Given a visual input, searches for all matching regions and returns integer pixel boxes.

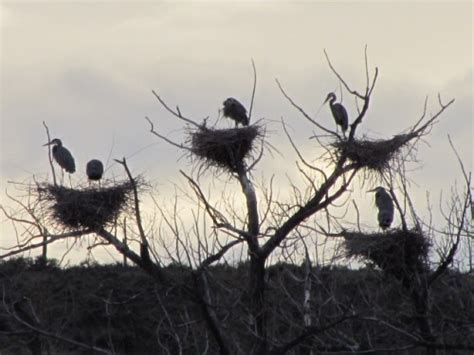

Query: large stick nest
[189,124,263,172]
[332,133,417,173]
[38,181,135,230]
[343,229,430,282]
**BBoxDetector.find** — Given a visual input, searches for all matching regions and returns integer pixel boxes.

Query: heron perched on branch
[43,138,76,179]
[222,97,249,127]
[324,92,349,135]
[86,159,104,186]
[368,186,394,230]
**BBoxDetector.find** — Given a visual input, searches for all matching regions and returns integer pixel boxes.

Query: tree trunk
[249,256,267,354]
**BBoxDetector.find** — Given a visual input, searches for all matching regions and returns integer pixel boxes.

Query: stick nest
[189,124,263,172]
[38,181,136,230]
[332,133,416,173]
[343,229,430,281]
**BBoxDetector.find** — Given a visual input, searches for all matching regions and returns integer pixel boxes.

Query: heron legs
[336,126,347,140]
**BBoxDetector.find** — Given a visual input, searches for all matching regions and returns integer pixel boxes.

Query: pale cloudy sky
[0,1,472,265]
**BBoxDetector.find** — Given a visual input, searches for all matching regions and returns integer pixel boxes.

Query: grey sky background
[0,1,472,265]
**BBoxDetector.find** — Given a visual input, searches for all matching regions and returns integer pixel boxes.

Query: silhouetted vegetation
[1,257,473,354]
[2,51,470,354]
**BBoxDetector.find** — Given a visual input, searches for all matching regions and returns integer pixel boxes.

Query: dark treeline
[1,257,473,354]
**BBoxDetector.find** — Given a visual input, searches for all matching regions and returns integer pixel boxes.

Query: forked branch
[151,90,201,128]
[276,78,337,137]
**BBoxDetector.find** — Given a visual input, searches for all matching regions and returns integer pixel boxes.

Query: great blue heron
[324,92,349,135]
[368,186,394,230]
[43,139,76,181]
[222,97,249,127]
[86,159,104,186]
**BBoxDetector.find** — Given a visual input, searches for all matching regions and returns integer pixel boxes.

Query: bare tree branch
[151,90,201,128]
[276,79,338,137]
[145,116,193,152]
[248,58,257,121]
[42,121,57,187]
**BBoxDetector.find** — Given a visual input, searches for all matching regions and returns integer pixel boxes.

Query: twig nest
[333,133,416,173]
[343,229,430,282]
[38,181,135,230]
[189,124,263,172]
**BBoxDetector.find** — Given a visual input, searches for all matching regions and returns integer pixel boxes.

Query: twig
[151,90,201,128]
[410,96,455,136]
[428,138,471,285]
[0,229,92,259]
[246,127,265,172]
[42,121,57,186]
[145,116,193,152]
[248,58,257,121]
[276,79,338,137]
[198,239,243,271]
[281,118,328,177]
[323,49,365,100]
[114,158,147,245]
[180,170,251,240]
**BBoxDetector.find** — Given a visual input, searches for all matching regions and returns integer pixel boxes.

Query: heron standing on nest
[368,186,394,230]
[86,159,104,187]
[324,92,349,137]
[43,138,75,184]
[222,97,249,127]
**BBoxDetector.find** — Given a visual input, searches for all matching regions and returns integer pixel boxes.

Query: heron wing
[54,147,76,173]
[332,104,349,131]
[375,190,394,211]
[224,100,249,125]
[232,101,249,125]
[378,210,394,229]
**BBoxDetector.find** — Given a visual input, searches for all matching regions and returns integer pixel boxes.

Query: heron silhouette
[86,159,104,187]
[368,186,394,231]
[43,138,75,185]
[324,92,349,137]
[222,98,249,127]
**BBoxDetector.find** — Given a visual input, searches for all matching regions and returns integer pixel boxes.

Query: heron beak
[43,142,52,146]
[367,188,377,193]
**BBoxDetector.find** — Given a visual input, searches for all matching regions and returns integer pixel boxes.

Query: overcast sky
[0,1,472,265]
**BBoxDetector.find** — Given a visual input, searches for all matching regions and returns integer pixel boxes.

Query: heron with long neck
[43,138,76,184]
[324,92,349,136]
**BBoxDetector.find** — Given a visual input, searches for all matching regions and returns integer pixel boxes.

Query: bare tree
[1,50,472,354]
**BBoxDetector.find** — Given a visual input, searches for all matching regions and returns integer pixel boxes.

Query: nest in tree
[332,133,417,173]
[38,181,135,230]
[343,229,430,282]
[189,124,263,172]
